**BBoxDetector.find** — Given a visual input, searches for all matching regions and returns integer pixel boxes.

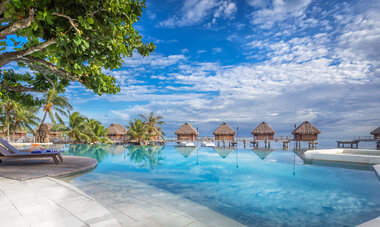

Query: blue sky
[7,0,380,138]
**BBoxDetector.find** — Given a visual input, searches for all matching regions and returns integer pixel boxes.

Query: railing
[353,136,375,141]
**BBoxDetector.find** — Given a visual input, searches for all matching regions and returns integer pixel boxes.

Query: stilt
[244,139,246,148]
[268,142,271,148]
[265,140,267,148]
[223,140,225,147]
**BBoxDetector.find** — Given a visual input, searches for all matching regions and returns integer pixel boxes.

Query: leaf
[46,14,54,25]
[12,0,21,8]
[87,17,94,24]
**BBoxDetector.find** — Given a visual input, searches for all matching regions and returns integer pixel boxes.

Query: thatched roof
[34,123,54,132]
[213,123,236,136]
[251,122,275,135]
[175,146,197,157]
[214,147,234,158]
[370,127,380,135]
[292,121,321,135]
[252,149,272,160]
[107,123,128,135]
[174,123,198,135]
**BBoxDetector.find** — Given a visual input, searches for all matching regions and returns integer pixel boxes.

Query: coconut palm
[0,99,21,140]
[40,89,72,125]
[138,112,165,141]
[88,119,111,144]
[11,105,40,141]
[127,119,149,145]
[53,112,92,144]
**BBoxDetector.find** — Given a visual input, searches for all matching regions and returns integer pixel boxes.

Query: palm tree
[88,119,111,144]
[40,89,72,125]
[11,105,40,141]
[0,99,21,140]
[53,112,92,144]
[127,119,148,145]
[138,112,165,141]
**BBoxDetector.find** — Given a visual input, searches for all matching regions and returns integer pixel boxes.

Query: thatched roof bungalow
[251,122,275,140]
[292,121,321,141]
[213,123,236,141]
[370,127,380,140]
[174,123,198,141]
[107,123,128,142]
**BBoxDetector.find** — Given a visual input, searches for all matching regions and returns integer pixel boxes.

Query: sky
[6,0,380,138]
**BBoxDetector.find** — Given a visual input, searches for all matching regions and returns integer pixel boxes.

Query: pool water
[63,145,380,226]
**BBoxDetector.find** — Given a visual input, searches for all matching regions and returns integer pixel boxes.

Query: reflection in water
[213,147,234,159]
[65,144,111,162]
[252,148,273,160]
[125,145,164,169]
[174,146,198,158]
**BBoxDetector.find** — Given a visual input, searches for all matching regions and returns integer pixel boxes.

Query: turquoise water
[64,144,380,226]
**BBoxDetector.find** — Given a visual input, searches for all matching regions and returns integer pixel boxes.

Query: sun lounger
[0,138,64,165]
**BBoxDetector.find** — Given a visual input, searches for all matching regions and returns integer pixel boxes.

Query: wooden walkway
[337,136,379,149]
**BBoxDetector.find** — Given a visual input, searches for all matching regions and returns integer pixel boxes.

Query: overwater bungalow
[251,122,275,140]
[213,123,236,141]
[370,127,380,140]
[214,147,234,159]
[107,123,128,143]
[174,123,198,141]
[292,121,321,148]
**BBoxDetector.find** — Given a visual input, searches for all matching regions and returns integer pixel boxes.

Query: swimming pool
[63,144,380,226]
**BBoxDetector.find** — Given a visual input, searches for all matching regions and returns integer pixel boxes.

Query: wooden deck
[337,136,379,149]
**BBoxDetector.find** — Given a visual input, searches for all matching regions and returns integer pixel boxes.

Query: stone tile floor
[0,177,120,227]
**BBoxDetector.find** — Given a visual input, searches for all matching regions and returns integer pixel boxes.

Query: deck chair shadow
[0,138,64,165]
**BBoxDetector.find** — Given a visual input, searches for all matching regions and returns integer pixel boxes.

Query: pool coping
[0,155,97,180]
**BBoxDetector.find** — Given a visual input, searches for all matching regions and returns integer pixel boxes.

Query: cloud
[250,0,312,28]
[159,0,237,28]
[212,47,223,54]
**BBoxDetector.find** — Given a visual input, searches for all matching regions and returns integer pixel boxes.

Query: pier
[336,136,378,149]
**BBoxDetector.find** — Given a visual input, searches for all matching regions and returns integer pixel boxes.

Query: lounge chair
[0,138,64,165]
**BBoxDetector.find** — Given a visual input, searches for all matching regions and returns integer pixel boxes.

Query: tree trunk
[41,110,48,125]
[6,110,9,141]
[0,38,56,68]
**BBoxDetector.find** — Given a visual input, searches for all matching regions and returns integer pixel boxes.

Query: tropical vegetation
[53,111,111,144]
[127,112,165,145]
[0,0,155,99]
[0,96,40,140]
[40,89,72,125]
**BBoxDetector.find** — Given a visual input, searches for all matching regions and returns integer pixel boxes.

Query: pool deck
[0,155,97,180]
[304,149,380,165]
[0,177,120,226]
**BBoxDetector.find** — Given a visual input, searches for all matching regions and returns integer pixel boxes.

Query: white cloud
[250,0,312,28]
[159,0,237,28]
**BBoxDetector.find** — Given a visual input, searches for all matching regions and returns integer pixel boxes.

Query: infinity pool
[63,145,380,226]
